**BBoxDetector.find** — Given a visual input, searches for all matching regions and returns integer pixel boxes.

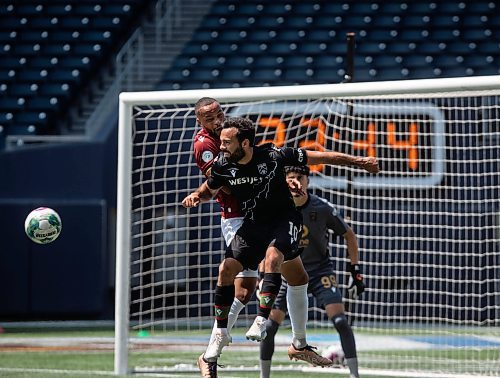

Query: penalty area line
[0,367,193,377]
[0,367,115,376]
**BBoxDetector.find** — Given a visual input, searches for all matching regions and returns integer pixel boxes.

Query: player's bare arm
[343,227,359,265]
[306,150,380,174]
[181,181,219,208]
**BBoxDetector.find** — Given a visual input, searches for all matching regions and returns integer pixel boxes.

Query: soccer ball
[24,207,62,244]
[322,345,346,367]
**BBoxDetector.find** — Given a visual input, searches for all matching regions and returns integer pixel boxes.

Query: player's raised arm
[305,150,380,174]
[181,181,219,208]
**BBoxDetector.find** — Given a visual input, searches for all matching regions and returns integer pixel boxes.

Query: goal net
[115,76,500,377]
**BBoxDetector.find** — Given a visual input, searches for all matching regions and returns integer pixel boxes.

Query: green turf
[0,327,498,378]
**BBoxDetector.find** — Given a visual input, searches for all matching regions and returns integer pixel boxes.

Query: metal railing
[84,0,180,137]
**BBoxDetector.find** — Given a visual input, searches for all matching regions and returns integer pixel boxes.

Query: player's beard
[225,145,245,163]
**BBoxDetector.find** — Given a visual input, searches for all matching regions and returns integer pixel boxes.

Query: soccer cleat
[288,344,333,367]
[204,331,231,361]
[197,354,218,378]
[245,315,267,341]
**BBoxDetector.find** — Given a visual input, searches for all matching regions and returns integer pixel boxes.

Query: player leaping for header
[193,99,327,378]
[182,117,379,377]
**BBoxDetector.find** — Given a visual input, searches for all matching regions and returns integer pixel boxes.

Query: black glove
[347,264,365,299]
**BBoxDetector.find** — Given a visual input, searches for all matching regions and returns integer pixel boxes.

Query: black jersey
[207,143,308,222]
[298,194,349,270]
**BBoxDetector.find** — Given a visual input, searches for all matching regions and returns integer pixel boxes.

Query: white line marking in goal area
[302,367,500,378]
[0,367,192,378]
[0,367,115,376]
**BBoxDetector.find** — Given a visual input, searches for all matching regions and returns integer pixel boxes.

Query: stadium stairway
[70,0,217,133]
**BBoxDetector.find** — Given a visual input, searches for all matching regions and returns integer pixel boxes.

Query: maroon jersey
[193,128,243,218]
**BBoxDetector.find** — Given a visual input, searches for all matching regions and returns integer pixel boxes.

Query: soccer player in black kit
[182,117,379,377]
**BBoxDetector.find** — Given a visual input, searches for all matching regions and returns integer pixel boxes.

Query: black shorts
[225,210,303,271]
[273,263,343,312]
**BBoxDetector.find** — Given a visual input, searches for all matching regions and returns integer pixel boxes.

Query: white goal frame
[115,75,500,375]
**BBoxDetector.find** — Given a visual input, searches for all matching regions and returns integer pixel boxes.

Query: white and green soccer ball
[24,207,62,244]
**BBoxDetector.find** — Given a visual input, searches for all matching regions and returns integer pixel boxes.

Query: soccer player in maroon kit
[193,98,260,375]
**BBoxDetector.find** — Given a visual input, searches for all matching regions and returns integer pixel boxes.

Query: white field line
[0,367,194,377]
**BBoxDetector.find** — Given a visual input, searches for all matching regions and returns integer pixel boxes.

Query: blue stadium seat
[39,83,71,101]
[18,30,48,43]
[283,56,311,68]
[436,2,467,13]
[12,111,48,129]
[283,68,311,82]
[251,55,282,68]
[265,42,295,55]
[44,4,73,16]
[373,55,402,68]
[8,83,39,98]
[429,29,458,42]
[0,112,14,128]
[0,57,26,71]
[239,42,268,55]
[260,4,293,15]
[17,69,48,83]
[476,41,500,54]
[29,56,59,68]
[157,0,500,90]
[321,3,350,14]
[13,43,42,56]
[72,4,104,16]
[405,3,436,14]
[220,68,251,81]
[307,29,337,41]
[462,2,497,13]
[283,15,314,29]
[14,4,44,16]
[27,96,60,112]
[291,3,322,14]
[29,16,60,30]
[0,97,25,113]
[58,56,92,71]
[5,125,37,136]
[251,68,282,81]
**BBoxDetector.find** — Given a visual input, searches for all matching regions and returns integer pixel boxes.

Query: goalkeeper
[259,165,364,378]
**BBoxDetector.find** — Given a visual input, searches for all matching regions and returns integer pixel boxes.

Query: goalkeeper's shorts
[273,263,343,312]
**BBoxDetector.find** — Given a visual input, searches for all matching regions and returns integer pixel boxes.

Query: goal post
[115,75,500,376]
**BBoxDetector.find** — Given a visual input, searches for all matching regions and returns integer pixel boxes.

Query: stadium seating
[157,0,500,90]
[0,1,147,145]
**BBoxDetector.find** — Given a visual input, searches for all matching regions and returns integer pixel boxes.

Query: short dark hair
[195,97,218,115]
[285,165,310,176]
[222,117,256,146]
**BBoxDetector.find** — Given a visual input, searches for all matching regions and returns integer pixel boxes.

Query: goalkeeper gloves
[347,264,365,299]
